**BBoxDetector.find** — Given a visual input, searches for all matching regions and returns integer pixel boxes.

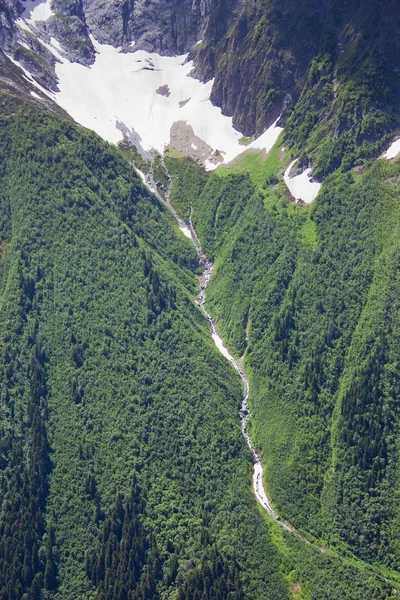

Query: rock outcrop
[0,0,19,49]
[81,0,213,54]
[0,0,398,174]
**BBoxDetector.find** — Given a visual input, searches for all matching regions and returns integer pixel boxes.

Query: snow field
[53,37,283,168]
[15,0,285,169]
[18,0,54,28]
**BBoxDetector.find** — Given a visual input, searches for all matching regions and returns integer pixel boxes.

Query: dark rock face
[82,0,135,48]
[193,0,339,135]
[0,0,216,102]
[1,0,214,73]
[0,0,18,49]
[80,0,213,55]
[194,0,400,142]
[46,11,96,65]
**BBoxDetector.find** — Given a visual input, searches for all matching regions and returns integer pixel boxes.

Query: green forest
[0,89,399,600]
[0,0,399,596]
[1,0,400,595]
[166,130,400,592]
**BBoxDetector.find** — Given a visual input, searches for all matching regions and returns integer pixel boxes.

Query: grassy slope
[167,144,400,596]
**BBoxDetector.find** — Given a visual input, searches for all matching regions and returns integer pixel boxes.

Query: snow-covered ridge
[14,0,283,169]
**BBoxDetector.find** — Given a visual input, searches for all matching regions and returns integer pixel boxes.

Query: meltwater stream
[188,217,294,532]
[144,158,299,535]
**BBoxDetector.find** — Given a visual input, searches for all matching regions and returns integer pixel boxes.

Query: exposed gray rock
[52,0,84,20]
[169,120,223,167]
[130,0,213,54]
[13,35,59,90]
[116,120,152,160]
[46,12,95,65]
[0,0,216,102]
[81,0,212,55]
[82,0,134,48]
[0,0,18,49]
[0,48,67,116]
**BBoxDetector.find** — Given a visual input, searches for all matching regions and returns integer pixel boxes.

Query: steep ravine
[146,157,304,537]
[193,226,306,537]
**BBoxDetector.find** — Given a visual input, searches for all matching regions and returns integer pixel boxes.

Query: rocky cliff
[82,0,213,54]
[0,0,215,99]
[2,0,214,60]
[0,0,399,171]
[193,0,400,173]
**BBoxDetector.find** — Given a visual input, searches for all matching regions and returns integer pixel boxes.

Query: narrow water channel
[144,158,300,536]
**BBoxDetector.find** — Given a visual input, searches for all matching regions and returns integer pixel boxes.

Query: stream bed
[144,157,300,536]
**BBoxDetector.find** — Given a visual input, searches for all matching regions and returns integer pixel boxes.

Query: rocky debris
[169,120,223,167]
[156,83,170,97]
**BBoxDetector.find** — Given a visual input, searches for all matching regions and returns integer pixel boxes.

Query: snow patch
[21,0,54,22]
[212,333,235,363]
[37,36,65,62]
[204,160,218,171]
[383,139,400,160]
[47,36,247,166]
[50,37,63,52]
[13,12,286,168]
[11,30,283,168]
[284,159,321,204]
[30,90,41,98]
[253,463,277,518]
[17,18,34,33]
[18,40,32,51]
[17,0,54,37]
[179,226,192,240]
[246,118,283,154]
[135,168,146,184]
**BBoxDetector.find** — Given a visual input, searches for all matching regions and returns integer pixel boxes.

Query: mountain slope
[1,0,400,597]
[1,0,399,180]
[0,93,291,599]
[168,141,400,574]
[194,0,400,173]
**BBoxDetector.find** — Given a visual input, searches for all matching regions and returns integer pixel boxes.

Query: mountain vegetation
[194,0,400,175]
[0,87,398,599]
[166,136,400,587]
[1,0,400,597]
[0,92,281,599]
